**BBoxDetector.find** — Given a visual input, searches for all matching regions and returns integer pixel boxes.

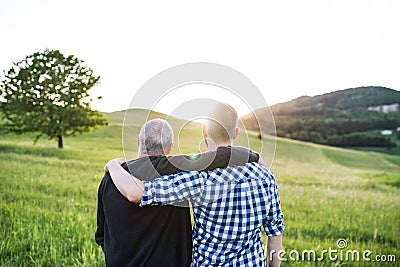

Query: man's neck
[137,153,165,159]
[206,140,232,151]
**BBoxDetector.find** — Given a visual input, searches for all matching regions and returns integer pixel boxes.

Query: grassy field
[0,110,399,266]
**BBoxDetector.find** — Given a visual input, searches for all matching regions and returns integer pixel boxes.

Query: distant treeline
[242,86,400,147]
[273,108,399,147]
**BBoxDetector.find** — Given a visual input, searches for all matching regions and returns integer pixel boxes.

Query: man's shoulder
[208,161,269,173]
[204,162,275,182]
[124,157,153,170]
[97,171,112,195]
[125,156,183,179]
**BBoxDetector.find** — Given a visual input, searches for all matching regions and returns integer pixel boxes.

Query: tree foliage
[0,49,108,148]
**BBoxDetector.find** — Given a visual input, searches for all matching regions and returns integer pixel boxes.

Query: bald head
[203,103,239,146]
[138,119,174,155]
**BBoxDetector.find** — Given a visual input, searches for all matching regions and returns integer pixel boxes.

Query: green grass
[350,146,400,156]
[1,110,399,266]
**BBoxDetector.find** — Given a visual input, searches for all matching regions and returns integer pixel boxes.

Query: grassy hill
[103,108,189,126]
[0,109,399,266]
[241,86,400,149]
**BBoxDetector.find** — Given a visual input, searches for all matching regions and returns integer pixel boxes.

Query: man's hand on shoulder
[105,158,144,203]
[104,158,126,173]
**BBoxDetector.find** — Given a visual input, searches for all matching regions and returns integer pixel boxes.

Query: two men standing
[96,103,284,266]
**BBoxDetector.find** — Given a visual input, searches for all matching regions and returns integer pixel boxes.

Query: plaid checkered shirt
[140,162,284,267]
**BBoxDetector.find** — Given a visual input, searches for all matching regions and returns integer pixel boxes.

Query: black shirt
[95,146,259,267]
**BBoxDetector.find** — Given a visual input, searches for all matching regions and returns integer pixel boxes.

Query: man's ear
[232,127,239,140]
[202,125,208,139]
[165,143,173,155]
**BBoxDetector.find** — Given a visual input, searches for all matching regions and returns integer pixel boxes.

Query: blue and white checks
[141,162,284,267]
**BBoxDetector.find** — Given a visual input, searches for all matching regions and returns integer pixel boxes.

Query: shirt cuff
[139,181,154,207]
[265,215,285,236]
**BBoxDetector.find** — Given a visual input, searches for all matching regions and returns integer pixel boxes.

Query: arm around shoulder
[105,158,144,203]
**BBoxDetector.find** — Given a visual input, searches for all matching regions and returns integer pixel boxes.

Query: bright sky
[0,0,399,116]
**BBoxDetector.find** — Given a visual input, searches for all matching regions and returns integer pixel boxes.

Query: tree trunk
[57,135,63,149]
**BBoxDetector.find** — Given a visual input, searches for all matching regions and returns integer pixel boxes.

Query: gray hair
[138,118,174,155]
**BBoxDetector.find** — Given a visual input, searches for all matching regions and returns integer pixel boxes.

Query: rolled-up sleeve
[140,171,206,207]
[263,176,285,236]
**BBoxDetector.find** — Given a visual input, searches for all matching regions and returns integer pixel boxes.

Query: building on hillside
[381,130,393,135]
[368,103,399,113]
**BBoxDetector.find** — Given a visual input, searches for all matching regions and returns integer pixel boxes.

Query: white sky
[0,0,399,116]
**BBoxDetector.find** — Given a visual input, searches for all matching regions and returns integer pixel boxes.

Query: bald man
[106,104,284,267]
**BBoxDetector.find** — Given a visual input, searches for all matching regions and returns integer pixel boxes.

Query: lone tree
[0,49,108,148]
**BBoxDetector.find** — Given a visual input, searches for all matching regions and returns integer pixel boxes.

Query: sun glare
[151,83,257,119]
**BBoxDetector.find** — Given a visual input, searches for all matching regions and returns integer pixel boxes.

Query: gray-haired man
[95,119,192,267]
